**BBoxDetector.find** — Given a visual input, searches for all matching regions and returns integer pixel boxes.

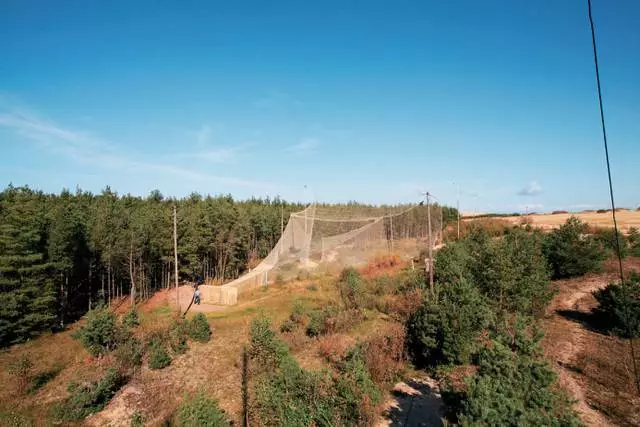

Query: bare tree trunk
[129,233,136,307]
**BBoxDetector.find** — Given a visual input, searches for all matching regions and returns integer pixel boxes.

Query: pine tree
[0,187,57,346]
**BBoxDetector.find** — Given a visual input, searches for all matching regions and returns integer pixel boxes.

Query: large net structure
[201,203,443,305]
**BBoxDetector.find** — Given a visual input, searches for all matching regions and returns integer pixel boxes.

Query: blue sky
[1,0,638,212]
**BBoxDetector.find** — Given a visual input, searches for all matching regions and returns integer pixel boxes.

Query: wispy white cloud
[0,107,270,189]
[284,137,319,154]
[517,180,542,196]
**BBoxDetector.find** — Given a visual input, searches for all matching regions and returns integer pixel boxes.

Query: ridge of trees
[0,185,455,347]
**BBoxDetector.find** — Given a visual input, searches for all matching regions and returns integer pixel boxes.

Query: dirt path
[543,275,615,427]
[377,376,444,427]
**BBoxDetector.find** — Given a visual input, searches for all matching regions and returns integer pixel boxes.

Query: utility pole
[426,192,434,297]
[173,204,180,310]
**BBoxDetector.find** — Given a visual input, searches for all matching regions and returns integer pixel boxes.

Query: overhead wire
[586,0,639,393]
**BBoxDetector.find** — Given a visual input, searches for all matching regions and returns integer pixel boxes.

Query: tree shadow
[384,378,444,427]
[556,309,609,335]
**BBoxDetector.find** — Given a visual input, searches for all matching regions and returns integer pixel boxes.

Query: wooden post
[174,205,180,310]
[427,193,434,297]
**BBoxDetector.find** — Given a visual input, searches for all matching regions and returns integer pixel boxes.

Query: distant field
[501,210,640,231]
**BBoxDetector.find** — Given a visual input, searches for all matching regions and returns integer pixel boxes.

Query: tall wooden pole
[427,193,434,297]
[173,205,180,310]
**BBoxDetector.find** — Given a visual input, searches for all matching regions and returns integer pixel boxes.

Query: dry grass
[0,260,421,426]
[542,260,640,426]
[502,210,640,232]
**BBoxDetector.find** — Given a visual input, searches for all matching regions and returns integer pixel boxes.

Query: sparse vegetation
[7,354,34,394]
[176,392,231,427]
[51,368,126,422]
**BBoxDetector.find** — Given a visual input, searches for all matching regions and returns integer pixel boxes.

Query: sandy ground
[378,376,444,427]
[502,210,640,231]
[543,274,614,426]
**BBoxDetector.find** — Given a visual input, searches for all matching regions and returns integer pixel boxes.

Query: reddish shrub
[362,323,406,385]
[317,334,355,364]
[360,254,405,279]
[383,289,424,322]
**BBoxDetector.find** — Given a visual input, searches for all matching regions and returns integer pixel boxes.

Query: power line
[587,0,639,393]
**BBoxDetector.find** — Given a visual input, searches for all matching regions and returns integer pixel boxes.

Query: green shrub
[251,316,380,426]
[28,366,62,394]
[122,309,141,328]
[51,368,126,422]
[455,317,582,426]
[188,313,211,343]
[594,228,628,258]
[73,306,120,357]
[434,242,472,285]
[176,392,230,426]
[629,227,640,257]
[593,274,640,338]
[148,340,172,370]
[249,315,289,369]
[474,229,553,315]
[130,411,146,427]
[306,307,336,337]
[114,336,144,369]
[279,319,297,333]
[543,217,605,279]
[337,267,364,310]
[406,280,493,366]
[169,320,190,354]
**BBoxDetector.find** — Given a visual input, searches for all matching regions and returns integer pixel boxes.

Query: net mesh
[201,203,443,305]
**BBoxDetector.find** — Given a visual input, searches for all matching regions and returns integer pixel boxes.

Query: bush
[337,267,364,310]
[543,217,605,279]
[122,309,140,328]
[630,227,640,257]
[474,229,553,316]
[251,316,381,426]
[360,323,405,384]
[454,317,582,426]
[406,280,493,367]
[248,315,288,370]
[114,336,143,369]
[74,306,120,357]
[28,367,62,394]
[306,307,335,337]
[593,228,628,258]
[593,274,640,338]
[130,411,146,427]
[317,333,355,364]
[188,313,212,343]
[148,338,172,370]
[169,320,190,354]
[51,368,126,422]
[8,354,33,394]
[279,319,297,333]
[176,392,231,426]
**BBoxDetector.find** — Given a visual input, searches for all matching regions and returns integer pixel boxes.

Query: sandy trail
[544,275,615,426]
